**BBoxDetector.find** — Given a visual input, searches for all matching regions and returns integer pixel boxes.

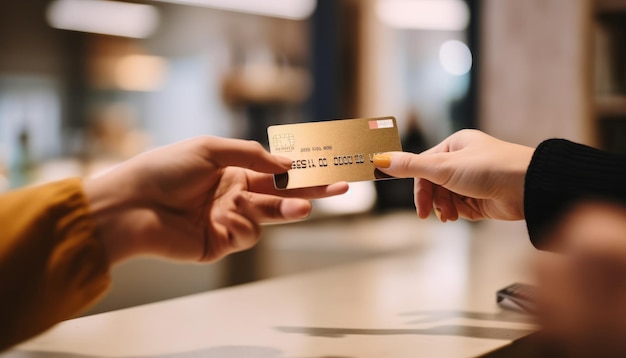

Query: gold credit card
[267,116,403,189]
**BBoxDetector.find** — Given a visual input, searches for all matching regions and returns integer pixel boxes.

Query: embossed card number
[267,116,402,189]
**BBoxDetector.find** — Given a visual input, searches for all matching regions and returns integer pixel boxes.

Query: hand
[373,129,534,221]
[83,137,348,264]
[536,201,626,357]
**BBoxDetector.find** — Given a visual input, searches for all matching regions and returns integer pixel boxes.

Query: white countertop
[5,219,539,358]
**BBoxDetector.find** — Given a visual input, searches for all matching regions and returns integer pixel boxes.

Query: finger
[271,182,350,199]
[373,152,451,186]
[234,191,313,223]
[245,170,349,199]
[224,211,261,252]
[193,136,293,173]
[202,210,259,262]
[415,178,434,219]
[432,186,447,223]
[443,190,459,222]
[432,186,458,222]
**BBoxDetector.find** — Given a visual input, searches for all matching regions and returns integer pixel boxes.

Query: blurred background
[0,0,624,314]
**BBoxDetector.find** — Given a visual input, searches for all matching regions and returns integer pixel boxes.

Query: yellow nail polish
[373,154,392,168]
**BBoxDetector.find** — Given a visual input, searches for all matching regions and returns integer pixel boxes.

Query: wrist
[82,176,138,264]
[512,144,535,218]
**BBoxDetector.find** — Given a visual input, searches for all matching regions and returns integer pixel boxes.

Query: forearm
[524,139,626,249]
[0,179,111,351]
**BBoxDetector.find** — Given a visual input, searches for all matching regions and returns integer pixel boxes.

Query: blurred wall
[480,0,594,147]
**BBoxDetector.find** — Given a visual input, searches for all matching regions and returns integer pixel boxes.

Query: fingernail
[373,154,392,168]
[434,207,446,223]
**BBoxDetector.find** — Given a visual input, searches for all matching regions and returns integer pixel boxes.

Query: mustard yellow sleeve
[0,178,111,351]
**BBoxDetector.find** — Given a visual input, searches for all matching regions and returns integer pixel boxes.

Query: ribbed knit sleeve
[0,178,111,351]
[524,139,626,250]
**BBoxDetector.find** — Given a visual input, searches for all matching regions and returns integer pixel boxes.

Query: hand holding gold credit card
[267,116,403,189]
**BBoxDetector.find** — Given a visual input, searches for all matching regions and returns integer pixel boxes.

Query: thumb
[373,151,450,185]
[197,137,292,174]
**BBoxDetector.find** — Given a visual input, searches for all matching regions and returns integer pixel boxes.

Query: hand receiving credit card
[267,116,403,189]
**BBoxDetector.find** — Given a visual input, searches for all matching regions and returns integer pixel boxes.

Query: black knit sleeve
[524,139,626,250]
